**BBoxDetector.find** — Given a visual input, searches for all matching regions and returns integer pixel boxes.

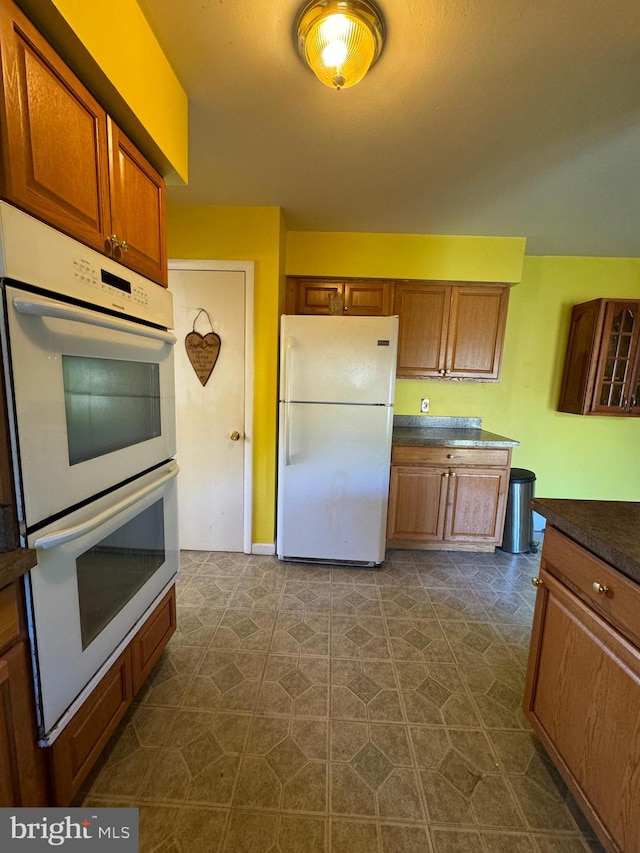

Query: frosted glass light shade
[296,0,385,90]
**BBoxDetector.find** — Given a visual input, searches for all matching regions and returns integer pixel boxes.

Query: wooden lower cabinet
[524,530,640,853]
[387,445,510,551]
[0,639,49,805]
[49,584,176,805]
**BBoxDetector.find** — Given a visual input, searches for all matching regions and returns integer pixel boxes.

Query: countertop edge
[392,427,519,448]
[531,498,640,585]
[0,548,37,589]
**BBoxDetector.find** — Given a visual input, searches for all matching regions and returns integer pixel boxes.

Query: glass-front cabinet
[558,298,640,416]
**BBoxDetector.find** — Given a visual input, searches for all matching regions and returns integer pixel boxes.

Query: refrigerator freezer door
[280,315,398,404]
[277,401,393,564]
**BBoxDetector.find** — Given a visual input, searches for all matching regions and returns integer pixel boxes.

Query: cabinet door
[107,120,167,286]
[590,301,640,415]
[0,641,48,806]
[445,467,508,543]
[447,286,509,380]
[525,570,640,853]
[557,300,603,414]
[0,2,111,253]
[387,465,448,542]
[289,279,342,314]
[394,283,449,378]
[344,280,391,315]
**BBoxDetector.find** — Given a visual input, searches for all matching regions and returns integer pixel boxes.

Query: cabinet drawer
[131,585,176,694]
[391,445,510,468]
[0,583,20,653]
[49,648,132,806]
[542,526,640,646]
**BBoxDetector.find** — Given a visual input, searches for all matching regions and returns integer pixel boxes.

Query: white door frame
[168,259,254,553]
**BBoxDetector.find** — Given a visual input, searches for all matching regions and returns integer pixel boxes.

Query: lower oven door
[25,461,179,743]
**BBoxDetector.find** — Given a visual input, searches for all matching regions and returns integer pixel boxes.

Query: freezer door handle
[33,462,180,549]
[282,335,293,402]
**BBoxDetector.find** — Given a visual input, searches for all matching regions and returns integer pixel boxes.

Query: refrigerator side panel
[276,402,393,564]
[280,315,398,404]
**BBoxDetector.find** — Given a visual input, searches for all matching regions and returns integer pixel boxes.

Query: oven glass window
[76,499,165,649]
[62,355,161,465]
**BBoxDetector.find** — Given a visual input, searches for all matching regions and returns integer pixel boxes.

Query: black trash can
[501,468,536,553]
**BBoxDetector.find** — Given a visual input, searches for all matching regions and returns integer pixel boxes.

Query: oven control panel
[0,201,173,329]
[73,258,151,308]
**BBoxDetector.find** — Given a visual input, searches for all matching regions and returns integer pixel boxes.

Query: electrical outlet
[420,398,430,413]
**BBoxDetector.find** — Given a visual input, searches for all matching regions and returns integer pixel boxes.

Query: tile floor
[79,546,605,852]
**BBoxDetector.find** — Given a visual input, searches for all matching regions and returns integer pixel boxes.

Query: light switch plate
[420,398,429,413]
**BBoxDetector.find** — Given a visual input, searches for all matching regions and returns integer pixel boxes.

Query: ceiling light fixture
[296,0,385,91]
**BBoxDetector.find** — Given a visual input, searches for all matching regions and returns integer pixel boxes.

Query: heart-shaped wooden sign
[185,331,221,386]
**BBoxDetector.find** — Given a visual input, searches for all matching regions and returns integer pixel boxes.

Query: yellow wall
[167,205,285,545]
[290,234,640,502]
[17,0,188,181]
[287,231,526,283]
[395,257,640,500]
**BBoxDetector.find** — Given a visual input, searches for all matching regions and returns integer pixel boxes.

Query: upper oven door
[3,285,176,528]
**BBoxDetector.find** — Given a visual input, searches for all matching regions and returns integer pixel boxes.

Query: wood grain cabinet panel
[285,277,392,315]
[0,639,49,806]
[558,298,640,416]
[0,0,111,253]
[525,558,640,853]
[0,0,168,286]
[394,282,509,381]
[49,649,132,807]
[107,120,167,286]
[387,445,511,551]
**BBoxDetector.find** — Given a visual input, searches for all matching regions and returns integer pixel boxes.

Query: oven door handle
[13,296,177,345]
[33,463,180,550]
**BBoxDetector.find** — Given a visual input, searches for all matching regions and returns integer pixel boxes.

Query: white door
[169,261,253,552]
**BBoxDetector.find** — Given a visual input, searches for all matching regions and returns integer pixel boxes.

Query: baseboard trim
[252,543,276,556]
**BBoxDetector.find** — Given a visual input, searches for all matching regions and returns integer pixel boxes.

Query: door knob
[229,431,241,441]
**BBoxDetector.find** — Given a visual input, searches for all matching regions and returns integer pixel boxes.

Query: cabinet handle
[447,453,454,459]
[120,240,129,253]
[344,305,349,311]
[443,472,450,478]
[450,472,456,477]
[444,369,451,375]
[592,581,609,595]
[531,577,543,587]
[438,369,446,375]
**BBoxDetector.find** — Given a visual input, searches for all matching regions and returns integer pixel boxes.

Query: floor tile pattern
[80,546,606,852]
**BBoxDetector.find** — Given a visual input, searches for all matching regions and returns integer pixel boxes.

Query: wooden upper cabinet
[0,0,167,286]
[395,282,509,381]
[0,0,111,253]
[285,277,392,315]
[558,299,640,416]
[108,121,167,285]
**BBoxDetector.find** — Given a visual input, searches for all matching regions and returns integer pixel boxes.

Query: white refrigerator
[277,314,399,566]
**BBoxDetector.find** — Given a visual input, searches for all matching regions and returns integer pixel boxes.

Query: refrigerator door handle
[283,336,293,403]
[283,402,291,466]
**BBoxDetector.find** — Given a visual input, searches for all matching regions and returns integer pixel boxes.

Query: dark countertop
[0,547,36,589]
[392,415,519,448]
[532,498,640,585]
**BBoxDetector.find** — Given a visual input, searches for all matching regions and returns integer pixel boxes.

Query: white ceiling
[137,0,640,257]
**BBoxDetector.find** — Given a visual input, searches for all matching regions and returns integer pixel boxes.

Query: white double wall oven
[0,202,179,743]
